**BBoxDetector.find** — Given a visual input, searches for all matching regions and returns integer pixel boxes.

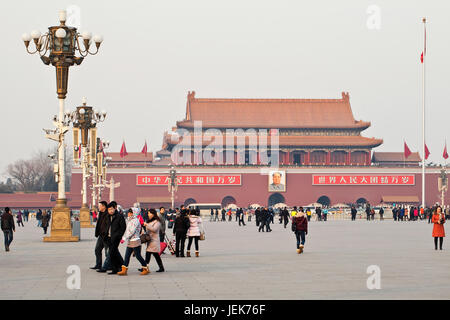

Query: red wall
[70,169,446,208]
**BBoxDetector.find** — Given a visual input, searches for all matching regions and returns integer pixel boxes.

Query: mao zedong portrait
[269,171,286,192]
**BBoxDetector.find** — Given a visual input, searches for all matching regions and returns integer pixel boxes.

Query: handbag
[291,218,297,232]
[140,232,151,244]
[199,232,205,241]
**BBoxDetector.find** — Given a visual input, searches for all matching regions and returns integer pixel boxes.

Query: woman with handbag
[142,209,165,272]
[186,209,203,257]
[432,206,445,250]
[292,207,308,254]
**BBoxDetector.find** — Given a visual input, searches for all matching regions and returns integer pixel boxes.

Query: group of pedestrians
[91,202,206,276]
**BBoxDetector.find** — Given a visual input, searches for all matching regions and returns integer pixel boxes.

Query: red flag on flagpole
[420,52,424,63]
[120,141,128,158]
[78,143,81,159]
[444,143,449,160]
[141,141,148,157]
[404,141,412,159]
[425,143,430,159]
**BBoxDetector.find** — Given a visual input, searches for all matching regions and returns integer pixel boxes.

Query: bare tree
[6,149,58,192]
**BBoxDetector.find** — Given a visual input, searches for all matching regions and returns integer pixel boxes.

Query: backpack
[291,217,297,232]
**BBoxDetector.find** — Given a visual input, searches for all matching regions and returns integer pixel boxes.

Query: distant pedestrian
[210,208,214,222]
[306,209,311,222]
[36,209,43,227]
[1,207,15,252]
[214,209,219,221]
[379,207,384,220]
[282,207,289,228]
[16,211,24,227]
[432,206,445,250]
[351,205,357,221]
[186,209,203,257]
[238,208,246,226]
[316,207,322,221]
[158,207,167,243]
[41,210,50,234]
[292,207,308,254]
[221,208,226,221]
[365,206,371,221]
[322,208,328,221]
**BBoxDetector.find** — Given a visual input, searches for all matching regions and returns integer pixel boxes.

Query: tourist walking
[238,208,246,226]
[16,211,24,227]
[117,208,148,276]
[210,208,214,222]
[157,207,167,243]
[392,206,398,221]
[186,209,203,257]
[316,207,322,221]
[432,206,445,250]
[292,207,308,254]
[36,209,42,227]
[173,209,190,257]
[141,209,165,272]
[105,201,126,275]
[379,207,384,220]
[1,207,15,252]
[365,205,371,221]
[264,207,272,232]
[221,208,226,221]
[322,208,328,221]
[282,207,289,228]
[214,208,219,221]
[248,209,252,222]
[91,201,109,271]
[41,210,50,234]
[306,209,311,221]
[351,205,357,221]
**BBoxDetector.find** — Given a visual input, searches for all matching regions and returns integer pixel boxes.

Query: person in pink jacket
[186,209,203,257]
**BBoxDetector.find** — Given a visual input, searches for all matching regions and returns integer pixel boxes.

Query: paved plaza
[1,217,449,300]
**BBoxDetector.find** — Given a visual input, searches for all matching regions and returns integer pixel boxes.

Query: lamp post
[168,165,178,209]
[92,139,109,208]
[22,10,103,242]
[438,166,448,208]
[72,98,106,228]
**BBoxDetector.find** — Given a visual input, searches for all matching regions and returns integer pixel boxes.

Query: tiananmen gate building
[66,91,445,210]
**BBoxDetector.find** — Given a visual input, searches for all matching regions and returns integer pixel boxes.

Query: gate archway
[268,193,285,207]
[317,195,331,207]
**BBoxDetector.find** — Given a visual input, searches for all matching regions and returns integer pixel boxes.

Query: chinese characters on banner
[312,175,415,185]
[137,175,242,186]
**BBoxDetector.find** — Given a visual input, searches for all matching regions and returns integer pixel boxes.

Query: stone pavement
[1,216,449,300]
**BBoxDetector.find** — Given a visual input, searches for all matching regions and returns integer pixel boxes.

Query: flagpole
[421,17,426,209]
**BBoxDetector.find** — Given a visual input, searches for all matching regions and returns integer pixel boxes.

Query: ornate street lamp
[22,10,103,242]
[72,98,106,228]
[168,165,178,209]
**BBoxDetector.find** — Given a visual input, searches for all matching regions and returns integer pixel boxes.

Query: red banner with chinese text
[137,175,242,186]
[312,175,415,185]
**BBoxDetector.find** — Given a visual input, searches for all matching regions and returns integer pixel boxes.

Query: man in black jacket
[91,201,108,271]
[1,207,15,252]
[173,210,190,257]
[351,205,357,221]
[104,201,126,274]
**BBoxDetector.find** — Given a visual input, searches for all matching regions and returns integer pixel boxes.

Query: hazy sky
[1,0,449,179]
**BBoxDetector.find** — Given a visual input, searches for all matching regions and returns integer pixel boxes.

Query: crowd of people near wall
[0,201,447,256]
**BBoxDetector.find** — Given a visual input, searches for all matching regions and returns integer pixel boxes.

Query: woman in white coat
[186,209,203,257]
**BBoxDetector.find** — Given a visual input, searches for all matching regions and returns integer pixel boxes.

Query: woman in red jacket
[432,206,445,250]
[292,207,308,254]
